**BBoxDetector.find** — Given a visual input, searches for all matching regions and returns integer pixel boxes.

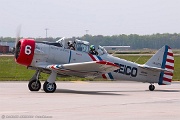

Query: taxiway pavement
[0,81,180,120]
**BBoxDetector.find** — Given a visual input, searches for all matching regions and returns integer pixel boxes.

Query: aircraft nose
[15,39,35,66]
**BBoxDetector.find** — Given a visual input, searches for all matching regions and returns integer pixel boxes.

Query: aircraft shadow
[53,89,156,95]
[55,89,180,94]
[54,89,126,96]
[38,89,180,94]
[153,90,180,92]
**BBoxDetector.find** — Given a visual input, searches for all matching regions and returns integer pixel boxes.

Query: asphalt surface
[0,81,180,120]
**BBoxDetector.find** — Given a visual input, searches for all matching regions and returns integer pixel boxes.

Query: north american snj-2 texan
[14,37,174,93]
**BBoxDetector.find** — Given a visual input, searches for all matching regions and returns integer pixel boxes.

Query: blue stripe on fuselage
[68,50,72,63]
[108,73,114,80]
[158,45,168,85]
[97,56,103,61]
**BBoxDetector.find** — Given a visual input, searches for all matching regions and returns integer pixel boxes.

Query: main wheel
[28,80,41,91]
[149,84,155,91]
[43,81,56,93]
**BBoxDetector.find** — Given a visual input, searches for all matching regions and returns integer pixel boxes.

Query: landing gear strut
[149,84,155,91]
[28,70,41,91]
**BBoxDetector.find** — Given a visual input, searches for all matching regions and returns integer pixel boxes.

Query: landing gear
[28,70,41,91]
[28,70,57,93]
[43,70,57,93]
[43,81,56,93]
[149,84,155,91]
[28,80,41,91]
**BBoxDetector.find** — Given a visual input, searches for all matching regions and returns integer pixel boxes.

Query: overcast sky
[0,0,180,38]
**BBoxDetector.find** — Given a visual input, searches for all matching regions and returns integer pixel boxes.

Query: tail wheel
[149,84,155,91]
[43,81,56,93]
[28,80,41,91]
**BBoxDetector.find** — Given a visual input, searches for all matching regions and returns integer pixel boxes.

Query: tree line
[80,33,180,49]
[1,33,180,49]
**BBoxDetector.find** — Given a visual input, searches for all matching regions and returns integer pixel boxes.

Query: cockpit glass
[76,43,89,52]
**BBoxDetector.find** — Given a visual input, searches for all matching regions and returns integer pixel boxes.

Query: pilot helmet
[68,41,73,45]
[90,45,95,50]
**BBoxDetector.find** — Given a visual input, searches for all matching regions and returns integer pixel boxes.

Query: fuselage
[30,42,160,84]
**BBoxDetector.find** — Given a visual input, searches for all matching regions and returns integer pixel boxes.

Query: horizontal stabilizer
[138,64,173,73]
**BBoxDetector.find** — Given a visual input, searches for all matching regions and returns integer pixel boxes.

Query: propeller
[13,25,21,58]
[15,25,21,49]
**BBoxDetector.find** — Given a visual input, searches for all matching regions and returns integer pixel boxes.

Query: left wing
[46,61,119,77]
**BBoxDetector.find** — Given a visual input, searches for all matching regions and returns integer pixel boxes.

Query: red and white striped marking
[102,73,112,80]
[163,47,174,85]
[88,54,101,61]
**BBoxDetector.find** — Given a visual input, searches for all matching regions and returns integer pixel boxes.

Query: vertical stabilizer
[145,45,174,85]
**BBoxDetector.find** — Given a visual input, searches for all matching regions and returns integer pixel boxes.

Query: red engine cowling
[15,39,35,66]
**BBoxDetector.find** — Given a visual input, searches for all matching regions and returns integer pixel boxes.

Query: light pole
[45,28,49,38]
[85,30,89,35]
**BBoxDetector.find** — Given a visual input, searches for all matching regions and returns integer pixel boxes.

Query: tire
[149,84,155,91]
[28,80,41,91]
[43,81,56,93]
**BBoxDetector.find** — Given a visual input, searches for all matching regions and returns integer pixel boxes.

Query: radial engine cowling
[15,39,35,66]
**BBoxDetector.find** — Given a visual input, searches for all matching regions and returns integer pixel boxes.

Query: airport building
[0,45,9,53]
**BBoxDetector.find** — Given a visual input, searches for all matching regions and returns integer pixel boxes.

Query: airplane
[14,37,174,93]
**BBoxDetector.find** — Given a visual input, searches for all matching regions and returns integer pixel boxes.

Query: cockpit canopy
[56,38,89,52]
[75,39,89,52]
[56,37,107,55]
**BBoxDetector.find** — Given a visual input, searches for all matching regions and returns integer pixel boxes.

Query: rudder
[158,45,174,85]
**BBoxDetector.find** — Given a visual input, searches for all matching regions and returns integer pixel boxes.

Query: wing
[45,61,119,77]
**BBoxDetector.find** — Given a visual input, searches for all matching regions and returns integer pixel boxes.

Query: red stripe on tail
[163,77,172,82]
[167,52,173,57]
[165,65,174,70]
[164,72,173,76]
[166,59,174,63]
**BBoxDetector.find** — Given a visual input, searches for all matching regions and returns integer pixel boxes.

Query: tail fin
[145,45,174,85]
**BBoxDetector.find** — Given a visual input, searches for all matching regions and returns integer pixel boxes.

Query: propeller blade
[12,25,21,54]
[15,25,21,48]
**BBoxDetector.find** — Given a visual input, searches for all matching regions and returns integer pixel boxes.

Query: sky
[0,0,180,38]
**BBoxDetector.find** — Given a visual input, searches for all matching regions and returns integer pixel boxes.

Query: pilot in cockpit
[67,41,75,50]
[89,45,98,55]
